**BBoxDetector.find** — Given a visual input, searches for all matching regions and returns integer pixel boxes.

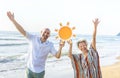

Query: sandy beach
[101,56,120,78]
[0,56,120,78]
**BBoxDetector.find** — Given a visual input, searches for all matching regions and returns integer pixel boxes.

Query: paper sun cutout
[55,22,76,41]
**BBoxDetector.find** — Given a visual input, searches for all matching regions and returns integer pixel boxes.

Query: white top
[26,32,57,73]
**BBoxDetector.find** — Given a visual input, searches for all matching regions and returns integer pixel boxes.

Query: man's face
[41,28,50,40]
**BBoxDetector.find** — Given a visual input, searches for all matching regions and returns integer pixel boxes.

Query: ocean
[0,31,120,73]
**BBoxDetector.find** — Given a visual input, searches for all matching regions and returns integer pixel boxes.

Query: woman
[68,18,102,78]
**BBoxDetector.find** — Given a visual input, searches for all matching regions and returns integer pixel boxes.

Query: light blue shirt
[26,32,57,73]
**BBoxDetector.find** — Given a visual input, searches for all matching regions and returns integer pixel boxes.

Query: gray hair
[77,39,88,47]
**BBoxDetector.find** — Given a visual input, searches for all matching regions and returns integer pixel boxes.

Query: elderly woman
[68,18,102,78]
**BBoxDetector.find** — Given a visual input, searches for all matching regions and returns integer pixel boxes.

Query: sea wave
[0,38,25,41]
[0,55,22,63]
[0,43,28,46]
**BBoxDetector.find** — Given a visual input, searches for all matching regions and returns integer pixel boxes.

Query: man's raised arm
[7,11,26,37]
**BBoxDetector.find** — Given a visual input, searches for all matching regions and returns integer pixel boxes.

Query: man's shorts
[26,68,45,78]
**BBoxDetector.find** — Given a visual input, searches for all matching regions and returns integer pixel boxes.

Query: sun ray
[59,23,63,26]
[73,34,76,37]
[55,36,59,39]
[55,29,58,32]
[72,27,75,30]
[66,22,70,26]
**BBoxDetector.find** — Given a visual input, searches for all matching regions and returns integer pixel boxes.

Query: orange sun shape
[55,22,76,41]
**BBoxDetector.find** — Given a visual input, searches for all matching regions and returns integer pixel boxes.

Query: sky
[0,0,120,35]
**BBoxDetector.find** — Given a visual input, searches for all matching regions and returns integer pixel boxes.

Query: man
[7,11,65,78]
[67,18,102,78]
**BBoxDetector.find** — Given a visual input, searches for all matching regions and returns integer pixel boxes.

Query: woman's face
[78,42,88,52]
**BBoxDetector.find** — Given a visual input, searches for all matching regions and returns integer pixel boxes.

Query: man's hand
[59,40,65,48]
[7,11,15,21]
